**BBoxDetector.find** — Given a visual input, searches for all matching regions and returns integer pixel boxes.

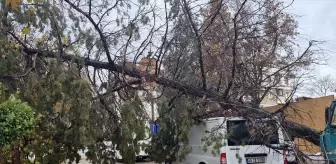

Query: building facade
[260,68,296,107]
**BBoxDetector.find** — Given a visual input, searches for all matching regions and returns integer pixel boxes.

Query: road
[76,150,156,164]
[78,159,155,164]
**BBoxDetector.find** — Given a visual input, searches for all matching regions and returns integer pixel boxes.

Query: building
[138,58,157,73]
[114,58,161,121]
[264,95,334,154]
[260,68,296,107]
[137,58,161,122]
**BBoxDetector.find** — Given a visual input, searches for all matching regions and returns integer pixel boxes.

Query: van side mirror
[325,107,330,124]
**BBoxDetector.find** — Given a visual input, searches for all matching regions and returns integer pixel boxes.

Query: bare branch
[97,0,121,25]
[262,41,316,82]
[64,0,115,65]
[223,0,248,98]
[182,0,207,90]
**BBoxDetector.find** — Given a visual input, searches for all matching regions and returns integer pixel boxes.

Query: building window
[276,89,284,96]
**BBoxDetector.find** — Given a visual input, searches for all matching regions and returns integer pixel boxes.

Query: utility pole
[151,93,154,123]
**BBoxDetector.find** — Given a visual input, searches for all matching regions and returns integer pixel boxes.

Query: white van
[183,117,288,164]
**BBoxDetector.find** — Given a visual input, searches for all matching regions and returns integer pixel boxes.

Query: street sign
[150,123,160,135]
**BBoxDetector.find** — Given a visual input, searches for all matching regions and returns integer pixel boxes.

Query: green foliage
[84,93,147,164]
[147,97,194,162]
[0,96,36,146]
[201,126,226,156]
[0,40,21,78]
[10,62,95,163]
[118,100,147,164]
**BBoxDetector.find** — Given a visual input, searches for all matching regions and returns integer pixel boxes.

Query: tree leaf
[65,104,71,112]
[5,0,22,11]
[22,27,31,35]
[53,101,62,113]
[28,7,36,13]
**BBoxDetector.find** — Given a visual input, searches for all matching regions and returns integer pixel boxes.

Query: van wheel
[199,162,206,164]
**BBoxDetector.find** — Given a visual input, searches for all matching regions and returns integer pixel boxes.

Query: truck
[321,100,336,163]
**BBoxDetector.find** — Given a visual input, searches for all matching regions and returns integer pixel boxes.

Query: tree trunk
[12,146,20,164]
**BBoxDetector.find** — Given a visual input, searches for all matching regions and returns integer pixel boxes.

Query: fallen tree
[20,46,321,146]
[0,0,326,162]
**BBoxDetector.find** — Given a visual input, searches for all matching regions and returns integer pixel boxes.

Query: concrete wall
[264,95,334,154]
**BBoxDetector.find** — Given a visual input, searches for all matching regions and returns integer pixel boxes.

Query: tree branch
[97,0,120,25]
[223,0,248,98]
[182,0,207,90]
[63,0,115,65]
[262,41,315,82]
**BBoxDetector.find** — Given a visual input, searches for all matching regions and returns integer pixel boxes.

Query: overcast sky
[285,0,336,77]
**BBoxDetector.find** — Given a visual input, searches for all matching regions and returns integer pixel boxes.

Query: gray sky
[286,0,336,76]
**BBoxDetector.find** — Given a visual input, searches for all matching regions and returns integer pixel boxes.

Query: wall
[264,95,334,154]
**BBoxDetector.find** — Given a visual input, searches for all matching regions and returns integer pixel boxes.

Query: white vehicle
[282,131,298,164]
[183,117,289,164]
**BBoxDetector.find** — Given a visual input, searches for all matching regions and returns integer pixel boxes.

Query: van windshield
[227,120,279,146]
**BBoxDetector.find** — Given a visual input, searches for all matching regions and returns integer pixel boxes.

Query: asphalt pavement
[78,159,155,164]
